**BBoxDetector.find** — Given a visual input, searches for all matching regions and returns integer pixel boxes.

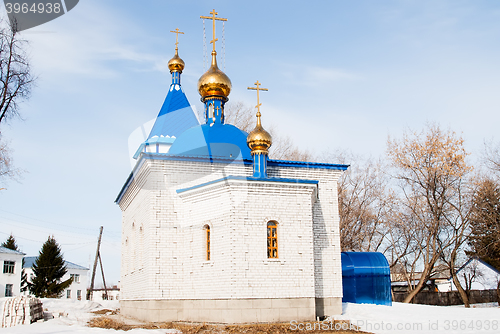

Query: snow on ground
[2,298,499,333]
[0,298,177,334]
[337,302,500,334]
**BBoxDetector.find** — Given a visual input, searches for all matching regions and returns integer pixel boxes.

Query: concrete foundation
[120,297,342,323]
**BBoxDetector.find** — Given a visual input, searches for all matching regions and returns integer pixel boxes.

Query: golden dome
[198,51,231,100]
[168,49,185,73]
[247,111,272,155]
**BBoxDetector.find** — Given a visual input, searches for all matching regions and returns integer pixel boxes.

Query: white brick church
[116,12,347,323]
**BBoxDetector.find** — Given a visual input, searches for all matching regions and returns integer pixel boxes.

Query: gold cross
[170,28,184,50]
[248,80,268,114]
[200,9,228,53]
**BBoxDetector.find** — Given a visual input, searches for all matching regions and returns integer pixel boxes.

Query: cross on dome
[248,80,268,116]
[170,28,184,50]
[200,9,227,53]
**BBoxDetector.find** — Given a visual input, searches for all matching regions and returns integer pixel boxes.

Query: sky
[0,0,499,285]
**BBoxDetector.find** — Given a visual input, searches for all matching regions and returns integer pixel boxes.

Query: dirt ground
[88,310,372,334]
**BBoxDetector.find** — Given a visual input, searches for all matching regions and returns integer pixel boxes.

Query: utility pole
[98,252,108,300]
[87,226,103,300]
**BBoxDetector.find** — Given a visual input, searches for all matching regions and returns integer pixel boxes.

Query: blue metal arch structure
[341,252,392,306]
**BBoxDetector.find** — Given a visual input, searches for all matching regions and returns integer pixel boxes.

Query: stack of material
[1,296,43,327]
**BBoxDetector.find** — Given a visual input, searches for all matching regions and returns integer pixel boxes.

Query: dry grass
[88,316,369,333]
[88,317,133,331]
[91,309,119,315]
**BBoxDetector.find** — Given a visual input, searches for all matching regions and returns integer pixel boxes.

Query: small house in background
[390,264,452,293]
[89,285,120,301]
[23,256,89,300]
[0,246,25,297]
[451,257,500,291]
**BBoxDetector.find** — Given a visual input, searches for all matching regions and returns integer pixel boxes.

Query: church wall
[120,161,155,300]
[177,181,318,300]
[119,157,344,320]
[268,166,343,315]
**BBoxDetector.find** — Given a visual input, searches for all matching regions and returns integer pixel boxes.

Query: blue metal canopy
[341,252,392,306]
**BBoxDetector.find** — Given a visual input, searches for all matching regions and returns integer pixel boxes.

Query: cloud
[279,63,361,90]
[19,1,166,82]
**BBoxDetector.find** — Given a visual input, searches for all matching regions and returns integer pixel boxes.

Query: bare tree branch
[0,18,35,125]
[387,123,473,303]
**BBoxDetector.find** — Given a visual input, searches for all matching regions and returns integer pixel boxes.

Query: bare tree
[0,19,34,186]
[0,19,35,124]
[483,140,500,175]
[387,124,473,303]
[0,134,18,186]
[460,259,484,299]
[439,177,475,307]
[387,205,426,290]
[223,101,255,133]
[219,101,313,162]
[268,128,314,162]
[326,150,392,252]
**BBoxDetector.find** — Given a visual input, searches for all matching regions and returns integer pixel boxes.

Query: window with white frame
[70,273,80,283]
[5,284,13,297]
[3,261,15,274]
[77,290,81,300]
[66,290,71,298]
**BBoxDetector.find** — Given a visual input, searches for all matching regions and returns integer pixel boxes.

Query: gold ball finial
[168,28,185,73]
[197,51,232,100]
[247,111,272,155]
[168,48,185,73]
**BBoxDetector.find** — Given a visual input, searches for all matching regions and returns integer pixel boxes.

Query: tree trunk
[451,272,470,307]
[403,265,432,303]
[449,248,470,307]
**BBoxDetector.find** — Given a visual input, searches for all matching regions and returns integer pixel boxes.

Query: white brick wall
[119,158,343,301]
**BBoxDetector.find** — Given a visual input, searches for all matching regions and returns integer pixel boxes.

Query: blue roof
[146,84,199,140]
[454,257,500,278]
[168,123,252,160]
[23,256,88,271]
[0,246,25,255]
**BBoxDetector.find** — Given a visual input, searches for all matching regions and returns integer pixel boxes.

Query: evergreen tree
[468,178,500,271]
[30,236,73,298]
[1,234,19,250]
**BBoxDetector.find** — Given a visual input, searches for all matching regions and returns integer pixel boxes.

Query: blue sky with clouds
[0,1,499,284]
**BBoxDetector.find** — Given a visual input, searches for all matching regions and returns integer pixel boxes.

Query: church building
[116,11,347,323]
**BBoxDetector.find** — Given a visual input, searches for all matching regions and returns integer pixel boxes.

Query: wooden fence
[393,289,499,306]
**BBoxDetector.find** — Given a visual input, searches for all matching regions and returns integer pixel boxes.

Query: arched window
[204,225,211,261]
[267,221,278,258]
[208,103,214,120]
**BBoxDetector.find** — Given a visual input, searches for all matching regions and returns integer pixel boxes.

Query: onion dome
[247,111,272,155]
[168,48,185,73]
[197,51,231,100]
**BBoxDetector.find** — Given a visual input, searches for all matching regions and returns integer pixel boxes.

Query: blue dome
[168,123,252,160]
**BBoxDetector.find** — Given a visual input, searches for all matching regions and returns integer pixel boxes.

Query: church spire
[247,81,272,178]
[168,28,185,85]
[198,9,231,125]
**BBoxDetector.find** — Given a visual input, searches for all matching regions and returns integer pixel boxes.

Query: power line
[0,208,121,234]
[0,218,96,241]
